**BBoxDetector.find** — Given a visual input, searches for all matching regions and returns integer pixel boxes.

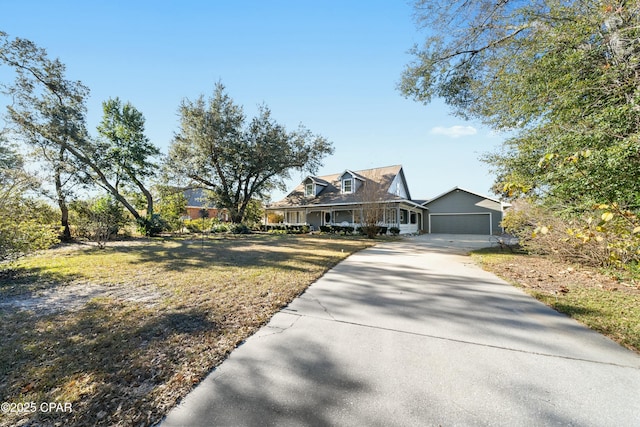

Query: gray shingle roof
[270,165,408,208]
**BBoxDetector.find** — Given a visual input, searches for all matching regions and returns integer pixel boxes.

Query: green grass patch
[0,234,375,427]
[532,287,640,352]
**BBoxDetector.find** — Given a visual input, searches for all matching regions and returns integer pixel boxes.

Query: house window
[387,209,397,224]
[305,183,314,197]
[410,212,417,224]
[287,211,304,224]
[342,178,353,193]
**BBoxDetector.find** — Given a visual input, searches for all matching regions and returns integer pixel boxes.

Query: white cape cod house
[266,165,508,235]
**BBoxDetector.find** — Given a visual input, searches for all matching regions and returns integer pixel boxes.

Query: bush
[70,196,130,247]
[268,229,288,235]
[360,225,380,239]
[155,188,188,231]
[211,223,230,233]
[262,224,311,234]
[0,147,59,261]
[184,218,214,233]
[291,225,311,234]
[0,216,59,262]
[388,227,399,236]
[502,199,640,267]
[342,226,354,235]
[137,214,167,236]
[563,205,640,266]
[231,223,251,234]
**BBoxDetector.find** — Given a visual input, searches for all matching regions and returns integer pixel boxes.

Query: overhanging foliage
[401,0,640,210]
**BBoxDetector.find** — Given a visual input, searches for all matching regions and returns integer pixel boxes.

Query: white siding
[388,174,408,198]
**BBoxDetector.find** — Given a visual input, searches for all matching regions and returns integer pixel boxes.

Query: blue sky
[2,0,505,201]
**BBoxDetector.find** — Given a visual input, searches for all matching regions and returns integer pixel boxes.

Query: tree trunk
[55,148,72,242]
[230,212,243,223]
[58,196,72,241]
[62,141,142,221]
[129,172,153,216]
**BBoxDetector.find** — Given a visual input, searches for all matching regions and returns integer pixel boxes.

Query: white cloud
[430,125,478,138]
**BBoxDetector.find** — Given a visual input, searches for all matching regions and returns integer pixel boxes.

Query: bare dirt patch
[47,238,152,253]
[1,239,165,315]
[0,281,164,314]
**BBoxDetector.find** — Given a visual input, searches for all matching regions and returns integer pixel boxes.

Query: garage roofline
[422,186,502,206]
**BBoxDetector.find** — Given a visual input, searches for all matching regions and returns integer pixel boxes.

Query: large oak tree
[168,83,334,223]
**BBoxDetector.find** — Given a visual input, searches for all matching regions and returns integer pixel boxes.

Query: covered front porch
[265,202,426,235]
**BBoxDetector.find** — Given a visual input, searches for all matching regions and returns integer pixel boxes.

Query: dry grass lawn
[0,234,376,427]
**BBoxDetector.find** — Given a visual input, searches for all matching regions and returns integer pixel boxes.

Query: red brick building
[184,188,229,221]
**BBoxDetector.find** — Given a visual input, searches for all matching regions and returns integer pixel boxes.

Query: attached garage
[423,187,505,235]
[429,213,492,235]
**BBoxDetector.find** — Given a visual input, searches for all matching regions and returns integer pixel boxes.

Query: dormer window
[342,178,353,193]
[305,183,314,197]
[339,170,364,194]
[303,176,328,198]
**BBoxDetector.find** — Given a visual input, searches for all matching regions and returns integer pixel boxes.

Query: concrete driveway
[161,235,640,426]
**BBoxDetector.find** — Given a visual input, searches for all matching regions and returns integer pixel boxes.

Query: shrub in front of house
[184,218,217,233]
[231,223,251,234]
[324,225,351,235]
[389,227,400,236]
[268,228,288,235]
[341,226,354,235]
[360,225,380,239]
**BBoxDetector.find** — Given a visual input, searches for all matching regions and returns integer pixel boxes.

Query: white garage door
[430,213,491,235]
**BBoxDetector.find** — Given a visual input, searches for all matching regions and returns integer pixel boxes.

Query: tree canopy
[400,0,640,211]
[1,32,161,234]
[168,83,334,223]
[1,31,90,239]
[96,97,160,218]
